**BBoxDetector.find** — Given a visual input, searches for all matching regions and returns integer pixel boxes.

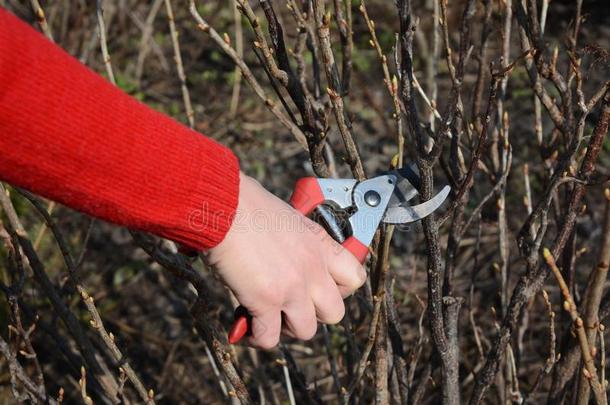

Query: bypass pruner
[228,165,451,344]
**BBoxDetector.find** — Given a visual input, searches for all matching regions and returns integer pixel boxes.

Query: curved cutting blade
[383,185,451,224]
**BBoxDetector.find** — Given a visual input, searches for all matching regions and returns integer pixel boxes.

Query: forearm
[0,8,239,250]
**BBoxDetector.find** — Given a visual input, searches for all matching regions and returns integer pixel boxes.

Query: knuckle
[282,272,305,295]
[258,280,285,306]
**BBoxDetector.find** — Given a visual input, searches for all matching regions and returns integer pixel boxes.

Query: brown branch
[312,0,365,180]
[360,1,404,165]
[576,188,610,403]
[191,297,253,404]
[333,0,353,96]
[5,299,44,392]
[471,0,493,121]
[236,0,288,86]
[397,0,428,157]
[164,0,195,128]
[96,0,116,85]
[441,71,506,298]
[134,0,164,85]
[550,292,610,400]
[514,0,569,135]
[395,0,464,401]
[256,0,330,177]
[385,277,409,403]
[189,1,309,151]
[443,296,465,403]
[344,294,383,400]
[543,249,607,405]
[0,185,121,402]
[524,289,556,402]
[0,335,52,403]
[29,0,53,41]
[19,191,153,404]
[374,302,389,404]
[229,0,244,117]
[373,228,394,404]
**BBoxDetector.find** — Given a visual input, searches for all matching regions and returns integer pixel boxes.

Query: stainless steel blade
[382,185,451,224]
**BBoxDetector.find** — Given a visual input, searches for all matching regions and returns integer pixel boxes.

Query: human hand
[206,172,366,349]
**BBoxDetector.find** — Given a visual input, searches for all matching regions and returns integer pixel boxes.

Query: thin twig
[577,188,610,404]
[29,0,54,41]
[344,294,383,401]
[20,191,154,404]
[229,0,244,117]
[0,335,52,403]
[278,358,296,405]
[0,185,120,402]
[164,0,195,128]
[333,0,353,95]
[312,0,365,180]
[96,0,116,85]
[189,1,308,150]
[543,249,607,405]
[524,289,556,402]
[134,0,164,85]
[33,201,55,249]
[359,1,405,164]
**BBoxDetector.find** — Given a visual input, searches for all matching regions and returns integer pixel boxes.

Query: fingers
[311,273,346,324]
[246,278,347,348]
[282,298,318,340]
[324,240,367,296]
[249,309,281,350]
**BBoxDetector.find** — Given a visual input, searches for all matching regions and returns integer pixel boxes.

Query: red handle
[228,305,252,344]
[342,236,369,264]
[289,177,325,215]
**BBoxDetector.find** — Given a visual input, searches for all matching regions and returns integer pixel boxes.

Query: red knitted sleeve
[0,9,240,250]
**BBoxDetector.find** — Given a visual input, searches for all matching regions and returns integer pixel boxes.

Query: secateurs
[228,165,451,344]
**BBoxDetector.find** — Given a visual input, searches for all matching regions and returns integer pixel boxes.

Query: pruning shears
[228,165,451,344]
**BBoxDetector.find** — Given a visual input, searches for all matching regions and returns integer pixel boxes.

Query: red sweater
[0,9,239,250]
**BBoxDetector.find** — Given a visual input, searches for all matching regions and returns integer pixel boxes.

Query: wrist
[207,172,251,256]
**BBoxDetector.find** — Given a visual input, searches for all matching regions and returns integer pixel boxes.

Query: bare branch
[312,0,365,179]
[164,0,195,127]
[96,0,116,85]
[543,249,606,405]
[189,1,309,151]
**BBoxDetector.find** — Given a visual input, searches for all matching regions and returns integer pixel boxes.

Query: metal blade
[385,164,420,209]
[382,185,451,224]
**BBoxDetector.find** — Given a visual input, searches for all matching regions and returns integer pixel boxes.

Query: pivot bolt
[364,190,381,207]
